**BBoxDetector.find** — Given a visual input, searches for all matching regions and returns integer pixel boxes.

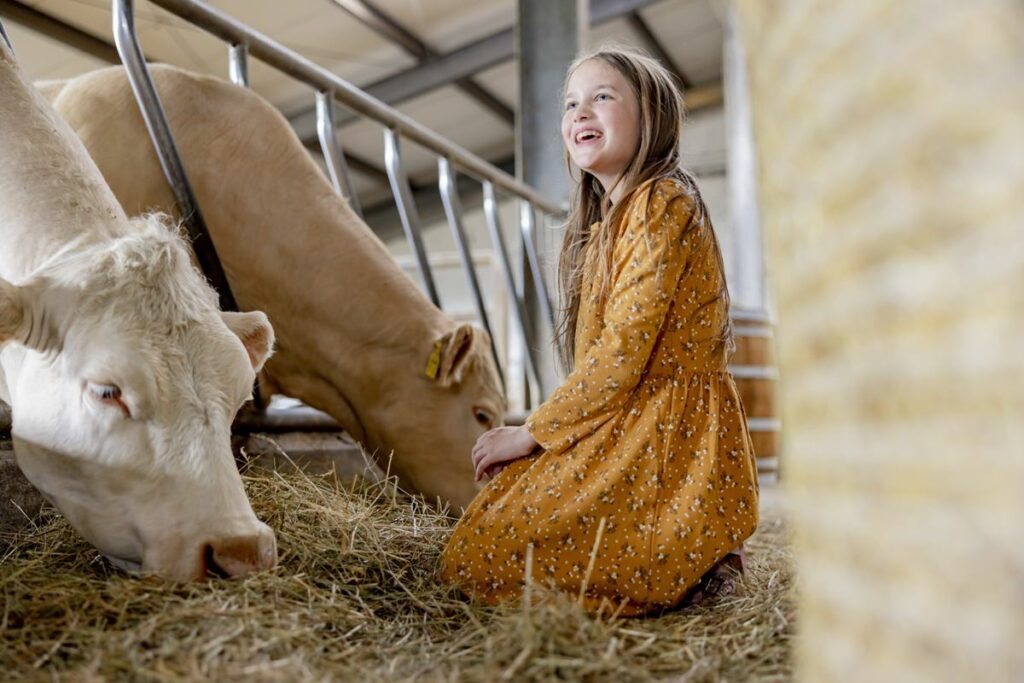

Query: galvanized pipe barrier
[227,42,248,87]
[437,157,505,390]
[518,201,556,331]
[145,0,561,215]
[0,16,14,52]
[384,128,441,307]
[482,181,545,398]
[315,90,362,217]
[112,0,237,311]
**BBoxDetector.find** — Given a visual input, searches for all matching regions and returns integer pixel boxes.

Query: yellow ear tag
[424,340,443,380]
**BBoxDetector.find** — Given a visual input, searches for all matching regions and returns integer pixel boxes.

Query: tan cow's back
[0,48,126,280]
[47,65,504,509]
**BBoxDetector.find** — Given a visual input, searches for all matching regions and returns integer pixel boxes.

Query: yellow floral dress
[440,178,759,616]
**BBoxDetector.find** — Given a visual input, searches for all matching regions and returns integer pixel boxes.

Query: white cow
[43,65,506,510]
[0,43,277,578]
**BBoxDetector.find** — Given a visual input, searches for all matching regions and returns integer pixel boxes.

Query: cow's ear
[0,277,64,353]
[0,278,24,346]
[221,311,275,372]
[429,324,479,387]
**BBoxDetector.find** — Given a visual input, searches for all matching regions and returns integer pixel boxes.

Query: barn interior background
[0,0,1021,681]
[0,0,766,415]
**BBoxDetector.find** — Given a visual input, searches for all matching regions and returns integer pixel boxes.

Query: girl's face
[561,58,641,202]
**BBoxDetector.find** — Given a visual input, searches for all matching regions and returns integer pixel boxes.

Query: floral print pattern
[441,179,759,616]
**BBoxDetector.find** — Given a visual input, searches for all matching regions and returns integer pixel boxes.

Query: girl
[440,46,759,616]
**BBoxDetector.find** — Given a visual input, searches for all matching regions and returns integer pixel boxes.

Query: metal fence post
[383,128,440,307]
[437,157,506,392]
[482,181,545,401]
[227,42,248,86]
[316,91,363,217]
[112,0,236,311]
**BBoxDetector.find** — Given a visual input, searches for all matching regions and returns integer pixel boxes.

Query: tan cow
[0,43,277,579]
[42,65,505,510]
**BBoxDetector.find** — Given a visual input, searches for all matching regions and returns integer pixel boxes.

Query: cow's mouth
[104,553,143,573]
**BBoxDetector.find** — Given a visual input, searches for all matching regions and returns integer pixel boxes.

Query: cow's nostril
[204,534,275,579]
[201,542,231,579]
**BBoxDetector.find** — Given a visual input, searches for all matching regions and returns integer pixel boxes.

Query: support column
[723,6,766,316]
[516,0,586,403]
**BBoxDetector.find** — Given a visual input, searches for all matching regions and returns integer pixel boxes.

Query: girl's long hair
[555,46,732,372]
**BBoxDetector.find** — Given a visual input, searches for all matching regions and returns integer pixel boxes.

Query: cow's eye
[87,382,129,416]
[473,407,494,428]
[90,384,120,400]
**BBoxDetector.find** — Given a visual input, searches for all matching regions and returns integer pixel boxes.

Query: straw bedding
[0,457,792,682]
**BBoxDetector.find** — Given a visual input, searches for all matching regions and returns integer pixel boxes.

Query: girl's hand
[471,425,538,482]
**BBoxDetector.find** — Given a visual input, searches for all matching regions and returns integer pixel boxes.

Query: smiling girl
[440,46,759,616]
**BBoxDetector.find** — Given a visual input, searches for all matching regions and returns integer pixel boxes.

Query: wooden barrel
[728,308,780,473]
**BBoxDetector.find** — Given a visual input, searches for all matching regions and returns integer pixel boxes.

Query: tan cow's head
[0,218,276,579]
[360,323,506,512]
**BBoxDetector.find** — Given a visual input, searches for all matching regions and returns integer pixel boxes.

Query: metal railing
[0,15,14,51]
[316,90,362,218]
[112,0,561,407]
[113,0,236,311]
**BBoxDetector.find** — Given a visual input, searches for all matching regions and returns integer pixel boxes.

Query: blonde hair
[555,45,731,372]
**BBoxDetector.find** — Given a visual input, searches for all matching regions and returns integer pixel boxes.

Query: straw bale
[737,1,1024,681]
[0,463,792,682]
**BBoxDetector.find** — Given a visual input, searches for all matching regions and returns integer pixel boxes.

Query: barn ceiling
[0,0,725,216]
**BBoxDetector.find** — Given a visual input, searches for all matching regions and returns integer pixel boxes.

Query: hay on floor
[0,458,793,682]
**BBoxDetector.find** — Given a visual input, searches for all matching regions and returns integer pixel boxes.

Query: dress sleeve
[526,184,698,455]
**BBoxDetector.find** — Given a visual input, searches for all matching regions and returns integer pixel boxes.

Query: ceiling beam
[626,10,692,89]
[329,0,430,57]
[0,0,130,63]
[0,1,395,193]
[327,0,513,126]
[0,0,391,187]
[0,0,394,187]
[290,0,663,144]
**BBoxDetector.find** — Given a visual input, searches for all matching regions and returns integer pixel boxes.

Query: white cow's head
[0,218,276,579]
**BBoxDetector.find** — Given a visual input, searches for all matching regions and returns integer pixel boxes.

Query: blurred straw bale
[736,1,1024,681]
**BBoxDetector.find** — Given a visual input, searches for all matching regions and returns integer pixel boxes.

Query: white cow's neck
[0,44,128,282]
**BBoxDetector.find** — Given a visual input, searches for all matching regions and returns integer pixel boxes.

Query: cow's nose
[201,526,277,578]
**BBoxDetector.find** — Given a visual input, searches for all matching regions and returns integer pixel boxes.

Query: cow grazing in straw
[0,43,277,578]
[41,65,506,510]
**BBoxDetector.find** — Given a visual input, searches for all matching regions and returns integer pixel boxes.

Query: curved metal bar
[0,17,14,52]
[383,128,439,307]
[145,0,563,215]
[228,42,248,86]
[437,157,505,393]
[519,200,556,332]
[112,0,236,311]
[316,90,363,218]
[483,181,545,400]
